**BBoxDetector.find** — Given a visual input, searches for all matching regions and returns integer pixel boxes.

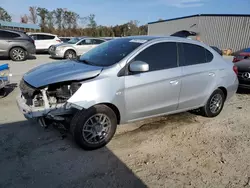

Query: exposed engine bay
[20,79,81,108]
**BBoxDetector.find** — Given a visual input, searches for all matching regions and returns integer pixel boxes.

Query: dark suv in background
[0,29,36,61]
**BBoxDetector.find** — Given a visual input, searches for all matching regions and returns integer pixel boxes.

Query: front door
[177,42,217,110]
[124,42,182,121]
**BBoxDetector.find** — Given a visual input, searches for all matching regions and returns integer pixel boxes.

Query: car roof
[0,28,26,34]
[120,35,203,44]
[27,32,57,36]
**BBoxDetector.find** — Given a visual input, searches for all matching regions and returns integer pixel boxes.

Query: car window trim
[118,40,179,77]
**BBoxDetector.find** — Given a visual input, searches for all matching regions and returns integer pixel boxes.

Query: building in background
[148,14,250,52]
[0,20,40,32]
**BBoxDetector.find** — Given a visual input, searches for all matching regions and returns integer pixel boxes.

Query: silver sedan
[49,37,107,59]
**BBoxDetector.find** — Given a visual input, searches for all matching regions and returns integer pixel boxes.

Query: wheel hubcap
[82,114,111,144]
[67,52,74,59]
[209,94,223,114]
[12,49,25,60]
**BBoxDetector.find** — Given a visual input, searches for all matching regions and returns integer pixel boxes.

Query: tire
[200,89,225,118]
[0,88,7,98]
[64,50,76,59]
[10,47,27,61]
[70,105,117,150]
[48,46,53,52]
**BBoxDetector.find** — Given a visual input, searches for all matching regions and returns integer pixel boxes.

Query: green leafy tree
[87,14,97,28]
[37,7,49,32]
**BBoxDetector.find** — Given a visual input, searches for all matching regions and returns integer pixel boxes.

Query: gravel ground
[0,55,250,188]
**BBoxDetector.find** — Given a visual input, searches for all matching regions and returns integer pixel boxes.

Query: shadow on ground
[0,55,36,61]
[0,120,147,188]
[237,88,250,94]
[0,83,17,98]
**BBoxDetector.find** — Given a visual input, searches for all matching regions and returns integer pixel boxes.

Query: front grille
[19,79,37,97]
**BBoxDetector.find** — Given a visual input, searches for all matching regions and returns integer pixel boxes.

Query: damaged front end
[17,79,82,126]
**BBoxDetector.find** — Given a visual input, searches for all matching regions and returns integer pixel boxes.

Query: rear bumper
[238,83,250,89]
[26,45,36,55]
[225,78,239,101]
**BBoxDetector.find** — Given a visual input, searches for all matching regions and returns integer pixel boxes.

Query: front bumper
[238,83,250,89]
[16,94,72,119]
[49,49,65,58]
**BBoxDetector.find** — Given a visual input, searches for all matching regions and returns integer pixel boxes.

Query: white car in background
[27,32,62,52]
[49,37,107,59]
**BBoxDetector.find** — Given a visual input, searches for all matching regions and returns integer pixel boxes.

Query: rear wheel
[70,105,117,150]
[64,50,76,59]
[10,47,27,61]
[200,89,225,117]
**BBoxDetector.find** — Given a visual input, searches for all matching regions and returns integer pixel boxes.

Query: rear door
[0,30,20,56]
[124,41,182,121]
[177,42,217,110]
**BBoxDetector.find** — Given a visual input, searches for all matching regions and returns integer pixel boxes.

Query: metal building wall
[148,15,250,52]
[148,17,199,36]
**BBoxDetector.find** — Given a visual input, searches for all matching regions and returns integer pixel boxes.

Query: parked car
[0,29,36,61]
[0,63,11,97]
[17,36,238,150]
[234,58,250,89]
[27,32,62,52]
[49,37,107,59]
[59,37,73,43]
[170,30,222,56]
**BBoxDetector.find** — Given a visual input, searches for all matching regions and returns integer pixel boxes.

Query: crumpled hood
[23,60,103,88]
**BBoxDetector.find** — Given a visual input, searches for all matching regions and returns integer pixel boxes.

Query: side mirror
[129,61,149,73]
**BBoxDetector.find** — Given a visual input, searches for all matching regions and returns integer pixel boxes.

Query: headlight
[57,47,65,51]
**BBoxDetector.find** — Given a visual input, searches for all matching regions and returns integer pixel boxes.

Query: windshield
[67,37,81,44]
[79,38,145,66]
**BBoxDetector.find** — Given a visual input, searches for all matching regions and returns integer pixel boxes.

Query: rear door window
[92,39,106,44]
[0,31,20,38]
[36,34,55,40]
[180,43,213,66]
[78,39,93,45]
[132,42,178,72]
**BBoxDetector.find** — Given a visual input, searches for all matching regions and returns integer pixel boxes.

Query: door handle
[208,72,215,77]
[170,80,179,85]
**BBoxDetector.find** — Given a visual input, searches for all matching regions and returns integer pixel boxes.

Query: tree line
[0,6,148,37]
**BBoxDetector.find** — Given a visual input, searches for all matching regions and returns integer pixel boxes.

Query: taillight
[233,65,238,75]
[56,39,61,43]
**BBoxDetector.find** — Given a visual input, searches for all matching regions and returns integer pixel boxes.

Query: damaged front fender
[67,75,125,115]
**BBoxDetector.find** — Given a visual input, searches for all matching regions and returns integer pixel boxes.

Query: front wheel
[64,50,76,59]
[10,47,27,61]
[70,105,117,150]
[200,89,225,117]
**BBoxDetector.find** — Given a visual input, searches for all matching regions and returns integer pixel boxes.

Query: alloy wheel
[209,93,223,114]
[12,49,25,61]
[82,113,111,144]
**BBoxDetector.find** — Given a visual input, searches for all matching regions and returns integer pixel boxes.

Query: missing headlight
[47,82,82,104]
